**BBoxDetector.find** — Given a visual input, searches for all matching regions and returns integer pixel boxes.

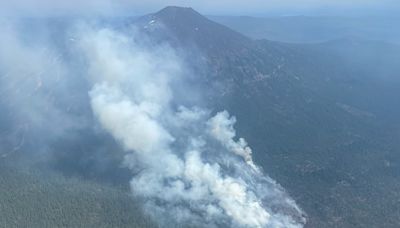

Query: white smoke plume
[207,111,259,171]
[78,26,306,227]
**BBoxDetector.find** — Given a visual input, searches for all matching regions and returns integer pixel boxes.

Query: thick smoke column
[78,27,305,227]
[208,111,258,171]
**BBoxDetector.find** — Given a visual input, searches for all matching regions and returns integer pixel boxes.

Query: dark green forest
[0,163,156,228]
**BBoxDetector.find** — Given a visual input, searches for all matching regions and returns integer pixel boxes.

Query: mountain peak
[157,6,198,15]
[153,6,209,25]
[137,6,252,54]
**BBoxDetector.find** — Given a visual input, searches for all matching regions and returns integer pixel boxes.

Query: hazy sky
[0,0,398,16]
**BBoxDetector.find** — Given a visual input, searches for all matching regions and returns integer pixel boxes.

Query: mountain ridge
[131,7,400,228]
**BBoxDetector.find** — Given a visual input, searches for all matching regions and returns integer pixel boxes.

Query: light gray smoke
[0,19,306,227]
[78,26,306,227]
[207,111,259,171]
[0,20,90,160]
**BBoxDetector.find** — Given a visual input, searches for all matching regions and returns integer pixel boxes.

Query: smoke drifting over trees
[0,20,305,227]
[82,26,305,227]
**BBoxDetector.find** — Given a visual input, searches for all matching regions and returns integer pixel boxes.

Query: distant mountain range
[210,15,400,44]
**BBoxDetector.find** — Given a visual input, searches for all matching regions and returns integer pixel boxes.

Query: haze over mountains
[210,15,400,44]
[0,6,400,228]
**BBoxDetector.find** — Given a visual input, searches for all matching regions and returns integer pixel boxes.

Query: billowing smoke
[78,26,306,227]
[208,111,258,171]
[0,17,305,227]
